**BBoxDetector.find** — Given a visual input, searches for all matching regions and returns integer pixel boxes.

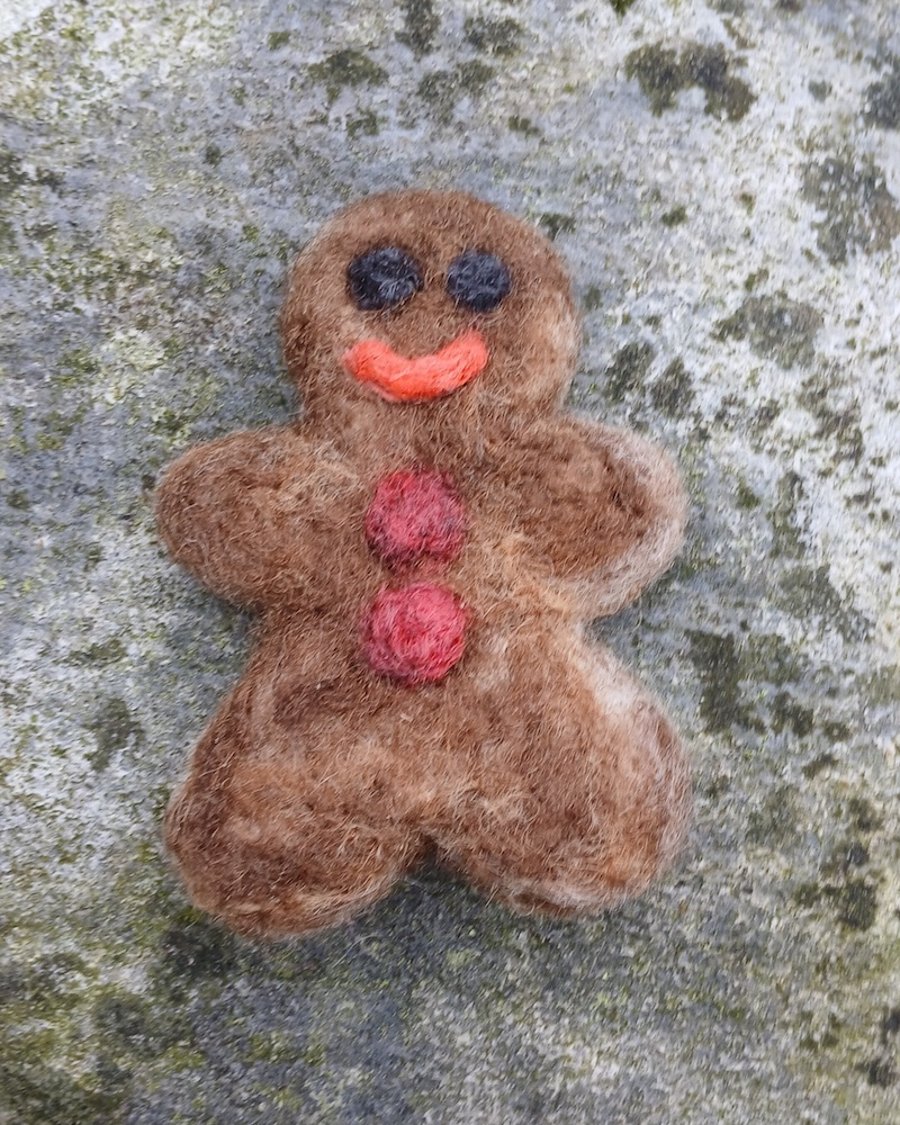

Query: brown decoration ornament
[155,190,691,937]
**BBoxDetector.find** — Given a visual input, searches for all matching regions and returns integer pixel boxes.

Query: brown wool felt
[156,189,691,938]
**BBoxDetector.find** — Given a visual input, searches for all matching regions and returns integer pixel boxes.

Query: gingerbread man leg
[425,627,690,915]
[165,634,423,937]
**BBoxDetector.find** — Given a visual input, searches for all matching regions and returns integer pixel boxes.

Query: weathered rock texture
[1,2,897,1122]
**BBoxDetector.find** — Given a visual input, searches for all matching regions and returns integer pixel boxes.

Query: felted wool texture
[156,189,691,938]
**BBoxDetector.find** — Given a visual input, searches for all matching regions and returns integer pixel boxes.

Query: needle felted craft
[156,189,691,937]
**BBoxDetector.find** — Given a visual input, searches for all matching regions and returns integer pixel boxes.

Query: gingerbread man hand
[156,190,690,937]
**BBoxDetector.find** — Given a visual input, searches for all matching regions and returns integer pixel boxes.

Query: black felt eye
[348,246,423,310]
[446,250,511,312]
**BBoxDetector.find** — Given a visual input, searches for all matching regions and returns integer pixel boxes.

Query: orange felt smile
[342,329,489,402]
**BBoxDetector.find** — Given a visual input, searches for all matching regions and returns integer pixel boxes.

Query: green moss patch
[862,60,900,130]
[715,294,823,368]
[603,341,655,404]
[463,16,523,58]
[397,0,439,57]
[309,50,387,104]
[86,698,143,772]
[649,357,694,417]
[802,153,900,265]
[626,42,755,121]
[687,630,755,733]
[417,61,494,124]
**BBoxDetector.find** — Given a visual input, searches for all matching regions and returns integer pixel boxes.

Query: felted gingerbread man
[156,190,690,937]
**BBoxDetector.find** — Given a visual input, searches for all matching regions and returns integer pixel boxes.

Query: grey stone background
[1,1,898,1121]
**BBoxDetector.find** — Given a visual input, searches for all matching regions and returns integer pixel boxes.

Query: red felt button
[365,469,467,568]
[360,582,468,686]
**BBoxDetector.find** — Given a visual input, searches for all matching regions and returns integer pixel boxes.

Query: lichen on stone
[862,59,900,130]
[309,48,387,105]
[715,294,823,368]
[463,16,523,58]
[396,0,439,58]
[802,153,900,265]
[626,41,755,121]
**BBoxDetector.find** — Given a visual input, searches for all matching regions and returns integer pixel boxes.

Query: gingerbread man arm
[155,425,361,608]
[495,415,687,618]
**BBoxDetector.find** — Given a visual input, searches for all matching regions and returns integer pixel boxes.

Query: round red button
[360,582,468,685]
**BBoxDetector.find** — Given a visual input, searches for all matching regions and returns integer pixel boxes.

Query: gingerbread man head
[156,190,690,937]
[280,190,579,422]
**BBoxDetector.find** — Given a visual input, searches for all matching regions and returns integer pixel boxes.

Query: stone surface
[1,1,898,1122]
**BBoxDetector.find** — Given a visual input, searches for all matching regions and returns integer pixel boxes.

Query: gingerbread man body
[156,190,690,937]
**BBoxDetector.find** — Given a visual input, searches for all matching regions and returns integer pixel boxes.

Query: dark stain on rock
[457,59,494,95]
[67,637,126,668]
[771,471,806,558]
[0,1060,128,1125]
[821,719,851,742]
[881,1007,900,1043]
[770,691,814,737]
[347,110,379,138]
[817,402,864,464]
[158,911,240,992]
[837,879,878,930]
[0,955,131,1122]
[862,1056,897,1088]
[822,838,870,879]
[715,295,823,368]
[744,631,804,684]
[801,752,837,779]
[626,45,682,114]
[309,49,387,104]
[604,341,655,403]
[0,953,87,1014]
[794,881,823,909]
[798,375,865,465]
[626,42,755,121]
[397,0,439,57]
[417,61,493,124]
[844,840,869,867]
[464,16,523,57]
[863,59,900,130]
[802,153,900,264]
[86,697,143,771]
[417,70,458,123]
[744,267,769,292]
[747,784,799,846]
[798,1012,843,1052]
[661,204,688,227]
[795,871,879,932]
[610,0,638,13]
[687,630,754,732]
[7,489,30,510]
[93,992,153,1046]
[684,43,754,119]
[508,114,541,137]
[267,30,290,50]
[778,565,871,642]
[0,148,28,198]
[809,79,831,101]
[735,479,760,510]
[650,357,694,418]
[91,991,180,1061]
[847,796,882,833]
